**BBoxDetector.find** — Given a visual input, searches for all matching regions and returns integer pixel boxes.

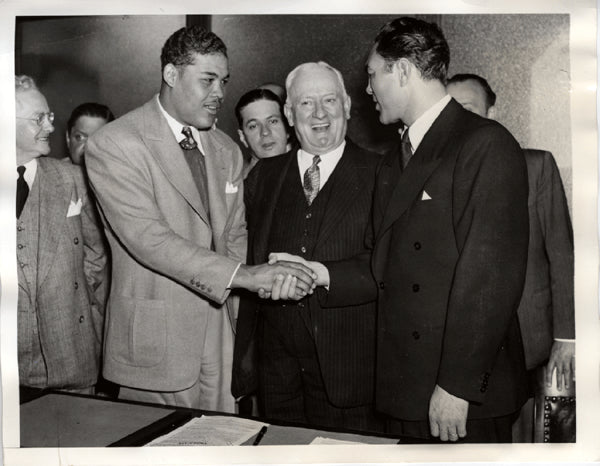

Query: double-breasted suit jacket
[517,149,574,370]
[86,96,246,411]
[327,99,530,421]
[233,140,380,408]
[17,156,108,389]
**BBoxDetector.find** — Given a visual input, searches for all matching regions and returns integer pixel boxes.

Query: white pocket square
[225,181,238,194]
[421,190,432,201]
[67,198,82,217]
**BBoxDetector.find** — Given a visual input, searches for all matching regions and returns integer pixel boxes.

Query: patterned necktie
[180,127,210,223]
[180,126,198,150]
[400,129,413,169]
[16,165,29,218]
[303,155,321,205]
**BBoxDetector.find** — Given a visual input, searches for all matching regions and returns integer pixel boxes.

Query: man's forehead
[16,89,47,111]
[290,68,341,96]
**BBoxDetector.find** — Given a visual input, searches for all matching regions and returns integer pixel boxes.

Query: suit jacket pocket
[107,295,167,368]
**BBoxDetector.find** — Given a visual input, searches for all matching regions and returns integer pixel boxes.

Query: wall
[442,14,571,198]
[16,15,185,158]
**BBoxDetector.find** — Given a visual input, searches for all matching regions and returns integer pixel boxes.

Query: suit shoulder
[41,157,87,191]
[346,139,382,169]
[208,127,242,152]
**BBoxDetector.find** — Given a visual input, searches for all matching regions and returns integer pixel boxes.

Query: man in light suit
[277,18,530,442]
[86,26,314,412]
[234,62,383,431]
[15,75,108,393]
[447,73,575,441]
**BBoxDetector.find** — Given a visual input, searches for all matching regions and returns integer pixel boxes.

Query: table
[20,390,406,447]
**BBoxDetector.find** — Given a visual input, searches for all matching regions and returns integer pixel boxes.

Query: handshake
[233,253,329,300]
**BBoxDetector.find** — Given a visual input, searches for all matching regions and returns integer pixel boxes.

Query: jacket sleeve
[537,152,575,339]
[86,129,240,305]
[437,124,529,404]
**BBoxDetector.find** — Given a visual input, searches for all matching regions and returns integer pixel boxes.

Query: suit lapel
[200,130,228,238]
[252,153,295,264]
[142,99,209,225]
[36,158,67,288]
[315,141,363,248]
[377,100,461,238]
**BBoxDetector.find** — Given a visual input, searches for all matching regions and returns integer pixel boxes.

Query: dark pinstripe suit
[233,139,382,430]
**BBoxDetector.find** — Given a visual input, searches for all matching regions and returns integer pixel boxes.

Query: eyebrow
[201,71,230,80]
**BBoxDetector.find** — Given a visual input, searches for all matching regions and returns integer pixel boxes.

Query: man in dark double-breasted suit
[233,62,383,431]
[301,18,531,443]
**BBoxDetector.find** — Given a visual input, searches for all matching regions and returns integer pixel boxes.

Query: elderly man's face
[239,99,289,159]
[168,52,229,130]
[446,79,489,117]
[285,66,350,155]
[16,89,54,165]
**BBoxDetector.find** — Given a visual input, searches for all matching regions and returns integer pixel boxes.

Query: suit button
[195,281,201,287]
[303,230,308,236]
[74,237,79,245]
[412,284,420,292]
[300,246,307,253]
[412,331,420,340]
[414,242,421,250]
[200,284,206,290]
[480,387,486,393]
[379,281,385,290]
[305,213,312,219]
[19,262,26,268]
[79,315,84,323]
[17,226,23,231]
[207,287,212,293]
[17,244,24,249]
[74,282,79,289]
[297,302,304,308]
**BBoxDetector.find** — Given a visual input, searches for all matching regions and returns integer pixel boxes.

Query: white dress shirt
[297,140,346,189]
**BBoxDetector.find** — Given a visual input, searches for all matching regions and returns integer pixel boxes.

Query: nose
[261,125,271,137]
[313,101,326,118]
[212,81,225,100]
[43,116,55,133]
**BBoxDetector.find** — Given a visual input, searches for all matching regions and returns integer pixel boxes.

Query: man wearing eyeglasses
[15,75,108,394]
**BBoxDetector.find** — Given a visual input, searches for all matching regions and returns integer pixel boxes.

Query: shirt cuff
[554,338,575,343]
[227,262,242,289]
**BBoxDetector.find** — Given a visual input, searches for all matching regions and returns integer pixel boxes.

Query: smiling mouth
[204,103,220,114]
[262,142,276,150]
[311,123,330,132]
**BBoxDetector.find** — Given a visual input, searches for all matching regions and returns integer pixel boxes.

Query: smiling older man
[15,75,108,393]
[233,62,383,431]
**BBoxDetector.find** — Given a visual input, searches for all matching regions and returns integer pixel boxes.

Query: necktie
[303,155,321,205]
[17,165,29,218]
[400,129,413,169]
[180,127,210,221]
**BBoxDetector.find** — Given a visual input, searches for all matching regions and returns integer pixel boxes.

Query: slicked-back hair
[235,88,286,128]
[160,25,227,71]
[15,75,37,93]
[285,61,349,108]
[447,73,497,110]
[67,102,115,135]
[374,17,450,83]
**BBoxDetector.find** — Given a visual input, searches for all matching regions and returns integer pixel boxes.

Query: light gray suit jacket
[86,96,246,411]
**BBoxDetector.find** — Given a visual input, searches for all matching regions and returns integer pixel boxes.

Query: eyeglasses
[17,112,55,126]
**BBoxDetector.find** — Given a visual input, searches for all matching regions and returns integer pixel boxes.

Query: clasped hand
[257,252,328,300]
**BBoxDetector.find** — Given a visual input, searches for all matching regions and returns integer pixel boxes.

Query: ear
[65,131,71,149]
[397,58,412,86]
[486,105,497,120]
[284,103,295,127]
[343,95,352,120]
[163,63,179,88]
[237,129,248,149]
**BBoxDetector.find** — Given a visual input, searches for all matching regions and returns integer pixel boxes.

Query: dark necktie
[303,155,321,205]
[16,165,29,218]
[400,129,413,169]
[180,126,210,220]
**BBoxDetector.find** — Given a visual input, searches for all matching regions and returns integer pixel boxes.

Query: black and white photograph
[0,1,597,465]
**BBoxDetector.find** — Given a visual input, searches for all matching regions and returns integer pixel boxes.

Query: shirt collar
[297,140,346,188]
[17,158,37,187]
[403,94,452,152]
[157,95,205,155]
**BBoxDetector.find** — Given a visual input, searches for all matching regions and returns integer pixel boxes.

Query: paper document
[147,415,268,446]
[310,436,365,445]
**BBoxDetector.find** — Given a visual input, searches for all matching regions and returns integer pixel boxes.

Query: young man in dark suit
[234,62,383,431]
